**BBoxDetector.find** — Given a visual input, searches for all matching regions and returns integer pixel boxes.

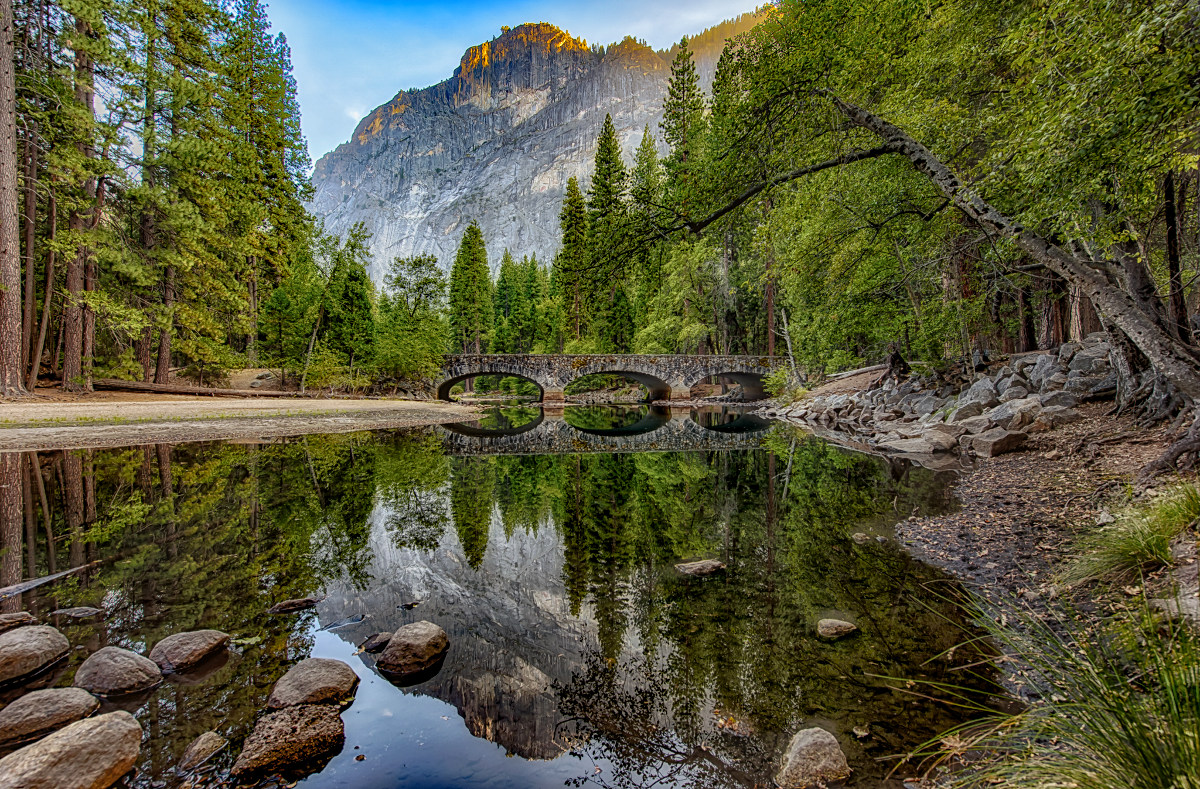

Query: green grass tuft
[1061,482,1200,586]
[913,603,1200,789]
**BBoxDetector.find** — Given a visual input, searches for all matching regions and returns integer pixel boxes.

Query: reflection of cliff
[319,506,598,760]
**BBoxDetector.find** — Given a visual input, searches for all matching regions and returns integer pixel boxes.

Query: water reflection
[0,429,994,787]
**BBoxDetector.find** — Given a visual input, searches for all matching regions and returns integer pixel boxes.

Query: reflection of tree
[377,433,450,552]
[557,434,995,786]
[558,653,770,789]
[562,405,649,431]
[450,457,496,569]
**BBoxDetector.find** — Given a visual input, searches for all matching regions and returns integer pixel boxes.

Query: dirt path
[0,394,479,451]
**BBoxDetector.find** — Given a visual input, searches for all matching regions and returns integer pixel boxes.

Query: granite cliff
[309,17,759,279]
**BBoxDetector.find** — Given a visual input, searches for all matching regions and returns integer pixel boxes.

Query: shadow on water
[0,424,998,788]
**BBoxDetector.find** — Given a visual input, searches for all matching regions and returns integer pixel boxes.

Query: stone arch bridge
[437,354,783,402]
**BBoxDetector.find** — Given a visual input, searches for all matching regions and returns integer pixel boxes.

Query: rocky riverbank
[760,332,1117,467]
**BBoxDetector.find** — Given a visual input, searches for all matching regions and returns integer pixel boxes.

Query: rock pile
[762,333,1116,461]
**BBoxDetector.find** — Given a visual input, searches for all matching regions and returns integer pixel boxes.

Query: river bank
[0,393,479,451]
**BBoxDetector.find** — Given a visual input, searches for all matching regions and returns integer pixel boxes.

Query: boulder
[913,395,942,417]
[0,687,99,747]
[675,559,726,576]
[878,437,937,455]
[957,415,996,434]
[851,533,872,545]
[923,430,960,453]
[984,393,1041,429]
[949,401,985,422]
[1042,372,1069,392]
[358,633,392,654]
[1065,375,1107,394]
[0,711,141,789]
[148,630,230,673]
[178,730,227,773]
[999,386,1029,403]
[268,658,359,709]
[1039,390,1079,409]
[376,621,449,677]
[0,625,69,686]
[73,646,162,697]
[230,705,344,779]
[970,429,1027,458]
[1027,354,1061,388]
[926,423,967,442]
[1034,406,1084,429]
[1057,342,1082,364]
[0,612,35,634]
[960,378,999,408]
[816,619,858,640]
[774,727,852,788]
[267,597,319,615]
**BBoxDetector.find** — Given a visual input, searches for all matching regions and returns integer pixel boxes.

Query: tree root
[1139,413,1200,483]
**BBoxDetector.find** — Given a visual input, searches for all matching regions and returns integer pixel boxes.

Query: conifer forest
[2,2,1200,788]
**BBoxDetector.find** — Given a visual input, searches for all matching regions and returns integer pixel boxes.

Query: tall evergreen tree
[555,177,588,341]
[660,36,707,223]
[448,222,492,354]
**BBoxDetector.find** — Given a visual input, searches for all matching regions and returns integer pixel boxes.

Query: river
[0,405,996,787]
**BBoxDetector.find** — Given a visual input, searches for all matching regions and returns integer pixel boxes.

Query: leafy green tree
[376,253,448,381]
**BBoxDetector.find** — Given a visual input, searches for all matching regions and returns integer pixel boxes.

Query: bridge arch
[435,359,549,401]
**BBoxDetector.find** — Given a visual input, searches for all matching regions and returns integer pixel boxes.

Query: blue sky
[269,0,762,163]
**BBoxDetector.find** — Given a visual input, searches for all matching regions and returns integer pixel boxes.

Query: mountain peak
[455,23,587,79]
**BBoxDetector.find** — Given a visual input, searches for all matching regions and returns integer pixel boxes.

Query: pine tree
[492,250,525,353]
[448,222,492,354]
[0,0,21,394]
[555,177,588,340]
[660,36,707,223]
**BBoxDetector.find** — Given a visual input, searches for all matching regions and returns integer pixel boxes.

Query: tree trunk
[153,264,174,384]
[1069,283,1102,342]
[0,452,21,612]
[1016,286,1035,353]
[0,0,24,396]
[1165,172,1188,342]
[828,95,1200,402]
[20,118,35,378]
[62,15,95,393]
[26,185,52,390]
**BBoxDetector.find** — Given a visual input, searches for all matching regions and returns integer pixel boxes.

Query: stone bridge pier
[436,354,783,403]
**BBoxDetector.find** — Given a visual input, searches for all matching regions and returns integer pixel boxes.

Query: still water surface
[0,406,992,787]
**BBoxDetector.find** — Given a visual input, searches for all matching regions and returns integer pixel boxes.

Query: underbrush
[1060,482,1200,586]
[915,604,1200,789]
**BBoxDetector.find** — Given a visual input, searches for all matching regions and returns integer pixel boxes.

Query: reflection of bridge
[439,410,772,456]
[436,354,782,402]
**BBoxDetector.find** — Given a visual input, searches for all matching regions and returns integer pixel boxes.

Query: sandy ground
[0,392,479,451]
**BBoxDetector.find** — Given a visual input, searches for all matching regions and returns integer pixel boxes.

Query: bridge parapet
[437,354,783,402]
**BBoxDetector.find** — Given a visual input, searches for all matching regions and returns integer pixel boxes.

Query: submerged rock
[376,621,449,678]
[50,607,103,620]
[0,612,36,634]
[0,711,141,789]
[267,658,359,709]
[0,687,99,747]
[230,704,344,779]
[149,630,230,673]
[816,619,859,640]
[674,559,727,576]
[0,625,69,686]
[358,632,392,654]
[267,597,319,615]
[177,730,227,773]
[73,646,162,696]
[774,727,851,788]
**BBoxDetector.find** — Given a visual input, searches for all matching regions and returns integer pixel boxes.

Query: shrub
[1062,482,1200,586]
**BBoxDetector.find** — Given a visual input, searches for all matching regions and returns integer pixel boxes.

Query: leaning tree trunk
[829,95,1200,405]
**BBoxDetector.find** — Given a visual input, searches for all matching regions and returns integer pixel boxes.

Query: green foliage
[448,223,493,353]
[929,606,1200,789]
[1062,483,1200,586]
[376,253,448,381]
